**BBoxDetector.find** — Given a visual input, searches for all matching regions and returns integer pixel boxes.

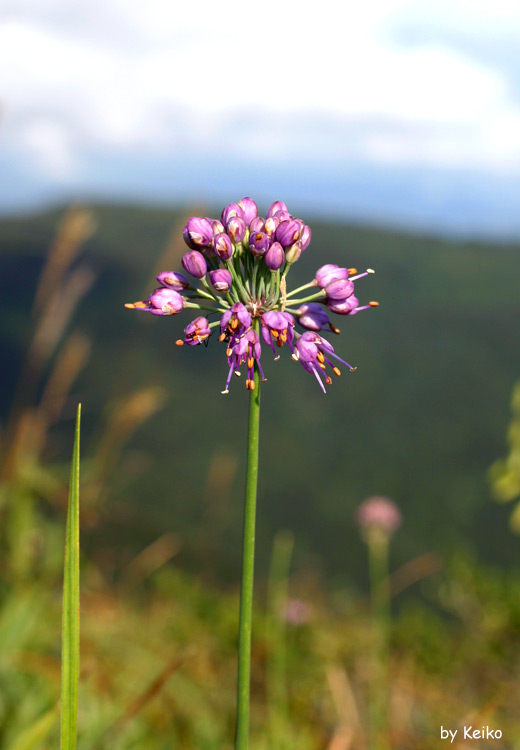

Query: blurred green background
[1,204,520,749]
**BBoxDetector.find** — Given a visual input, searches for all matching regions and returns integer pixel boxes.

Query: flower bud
[183,217,213,248]
[300,225,312,250]
[211,219,226,236]
[264,216,279,239]
[221,202,244,225]
[325,278,354,300]
[315,264,349,288]
[285,240,302,264]
[249,231,271,257]
[147,288,184,315]
[181,249,207,279]
[213,232,234,261]
[237,197,258,226]
[274,210,290,222]
[276,219,302,248]
[249,217,265,233]
[209,268,232,293]
[226,216,246,244]
[266,200,289,218]
[156,271,190,290]
[265,241,285,270]
[326,295,359,315]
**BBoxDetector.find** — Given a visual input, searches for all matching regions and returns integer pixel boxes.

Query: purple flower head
[292,331,356,393]
[226,216,246,244]
[249,231,271,257]
[297,302,338,333]
[237,197,258,226]
[209,268,232,293]
[264,216,279,239]
[221,202,244,225]
[213,232,234,261]
[274,209,291,222]
[265,241,285,271]
[249,216,265,233]
[356,496,402,538]
[325,278,355,301]
[261,311,295,358]
[285,240,302,265]
[266,200,289,218]
[183,217,214,249]
[124,287,184,316]
[276,219,302,248]
[156,271,190,291]
[176,316,211,346]
[315,264,349,288]
[181,250,207,279]
[300,225,312,251]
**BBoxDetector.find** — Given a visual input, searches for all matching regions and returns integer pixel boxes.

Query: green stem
[285,280,318,297]
[284,291,326,306]
[235,359,261,750]
[368,535,391,750]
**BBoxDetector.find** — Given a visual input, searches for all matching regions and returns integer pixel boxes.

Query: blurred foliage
[1,204,520,747]
[489,382,520,532]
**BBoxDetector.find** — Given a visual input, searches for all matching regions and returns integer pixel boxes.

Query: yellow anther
[319,362,326,370]
[369,301,379,307]
[247,357,254,369]
[175,339,184,346]
[124,302,135,309]
[333,366,341,376]
[219,332,226,342]
[316,351,325,363]
[226,347,232,357]
[231,318,239,329]
[271,329,279,338]
[348,268,358,275]
[280,330,287,343]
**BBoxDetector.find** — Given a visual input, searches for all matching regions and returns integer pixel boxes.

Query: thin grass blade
[60,403,81,750]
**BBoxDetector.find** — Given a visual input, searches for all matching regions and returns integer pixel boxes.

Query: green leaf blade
[60,403,81,750]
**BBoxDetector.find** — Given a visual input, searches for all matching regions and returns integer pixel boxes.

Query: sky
[1,0,520,236]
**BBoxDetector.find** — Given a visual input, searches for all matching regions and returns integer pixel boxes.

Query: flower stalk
[235,358,261,750]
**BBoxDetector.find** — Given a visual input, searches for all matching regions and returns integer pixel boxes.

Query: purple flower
[156,271,190,291]
[249,231,271,257]
[297,302,338,333]
[182,250,207,279]
[276,219,302,248]
[220,302,252,335]
[356,496,402,536]
[261,311,295,358]
[264,241,285,271]
[213,232,234,261]
[324,278,354,301]
[315,264,349,288]
[125,287,184,316]
[326,295,359,315]
[266,200,289,218]
[226,216,247,244]
[211,219,226,236]
[292,331,356,392]
[209,268,232,293]
[237,197,258,226]
[222,328,266,394]
[176,316,211,346]
[221,202,244,225]
[183,217,214,249]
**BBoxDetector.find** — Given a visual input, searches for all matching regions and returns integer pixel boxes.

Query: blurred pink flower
[355,495,402,535]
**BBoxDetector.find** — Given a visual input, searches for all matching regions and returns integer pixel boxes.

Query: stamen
[291,352,299,361]
[175,339,184,346]
[369,301,379,307]
[124,302,135,309]
[316,351,325,363]
[247,357,254,369]
[234,371,241,377]
[219,332,226,342]
[276,339,283,348]
[325,376,332,385]
[221,389,229,395]
[329,324,340,334]
[333,366,341,376]
[249,380,256,391]
[318,362,326,370]
[280,330,287,342]
[348,268,358,275]
[349,367,357,372]
[231,318,239,329]
[271,329,279,338]
[226,347,232,357]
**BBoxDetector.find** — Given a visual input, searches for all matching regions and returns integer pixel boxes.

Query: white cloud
[1,0,520,184]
